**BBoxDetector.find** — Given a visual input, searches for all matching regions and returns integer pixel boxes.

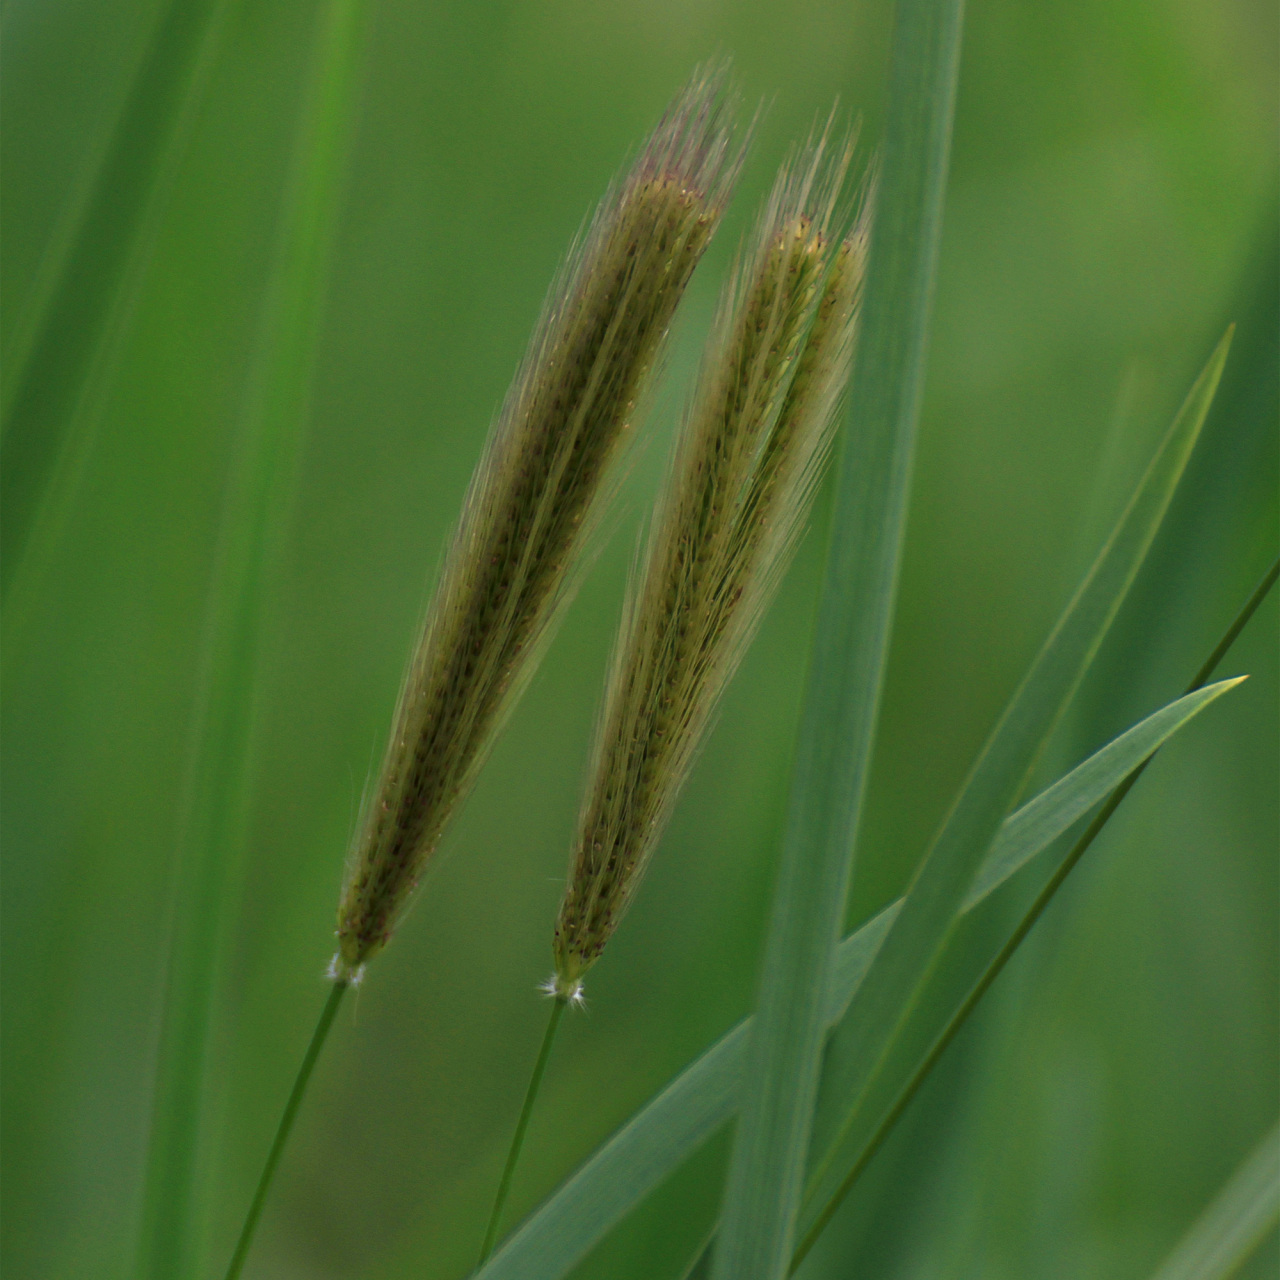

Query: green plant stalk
[134,0,366,1275]
[479,997,569,1264]
[467,680,1242,1280]
[709,0,966,1274]
[666,557,1275,1280]
[804,330,1231,1216]
[0,0,235,614]
[222,981,349,1280]
[787,554,1280,1270]
[1148,1119,1280,1280]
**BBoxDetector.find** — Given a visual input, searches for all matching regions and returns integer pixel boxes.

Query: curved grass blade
[135,2,367,1276]
[791,556,1277,1269]
[804,331,1233,1215]
[471,906,898,1280]
[1,0,236,621]
[470,674,1241,1280]
[1148,1121,1279,1280]
[964,676,1245,909]
[710,2,967,1275]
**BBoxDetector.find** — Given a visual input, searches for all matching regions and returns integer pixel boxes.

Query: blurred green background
[2,0,1276,1276]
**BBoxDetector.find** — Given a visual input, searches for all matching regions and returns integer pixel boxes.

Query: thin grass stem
[1185,557,1278,687]
[221,980,349,1280]
[0,0,233,601]
[135,0,366,1270]
[788,554,1280,1271]
[0,0,237,666]
[479,996,569,1264]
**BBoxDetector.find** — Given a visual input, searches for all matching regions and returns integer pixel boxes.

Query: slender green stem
[222,979,348,1280]
[479,996,568,1264]
[1185,557,1278,688]
[135,0,365,1271]
[0,0,232,603]
[788,555,1280,1271]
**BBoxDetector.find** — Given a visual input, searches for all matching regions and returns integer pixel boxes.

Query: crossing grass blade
[708,1,967,1276]
[803,331,1233,1215]
[0,0,236,633]
[468,675,1242,1280]
[1147,1121,1279,1280]
[134,2,366,1276]
[790,555,1276,1270]
[964,677,1245,908]
[470,911,895,1280]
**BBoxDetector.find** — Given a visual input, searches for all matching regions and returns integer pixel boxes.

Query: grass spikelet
[335,69,741,977]
[552,137,869,998]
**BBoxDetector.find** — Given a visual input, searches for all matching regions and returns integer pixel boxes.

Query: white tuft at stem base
[327,954,365,986]
[542,973,585,1006]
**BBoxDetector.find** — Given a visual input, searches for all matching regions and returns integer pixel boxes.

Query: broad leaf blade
[1148,1121,1280,1280]
[805,331,1232,1214]
[709,1,969,1275]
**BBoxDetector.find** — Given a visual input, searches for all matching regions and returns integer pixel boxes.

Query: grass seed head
[334,68,742,978]
[552,133,869,995]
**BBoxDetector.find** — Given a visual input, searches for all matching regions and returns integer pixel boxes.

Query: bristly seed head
[334,66,743,978]
[553,127,871,993]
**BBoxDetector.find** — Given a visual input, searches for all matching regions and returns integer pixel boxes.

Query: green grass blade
[1148,1122,1280,1280]
[470,675,1241,1280]
[0,0,234,613]
[805,332,1232,1212]
[706,5,962,1274]
[708,3,971,1275]
[791,558,1275,1268]
[134,2,366,1276]
[471,905,898,1280]
[965,677,1246,909]
[472,1021,744,1280]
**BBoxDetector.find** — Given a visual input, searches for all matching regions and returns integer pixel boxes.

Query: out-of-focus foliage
[1,0,1275,1277]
